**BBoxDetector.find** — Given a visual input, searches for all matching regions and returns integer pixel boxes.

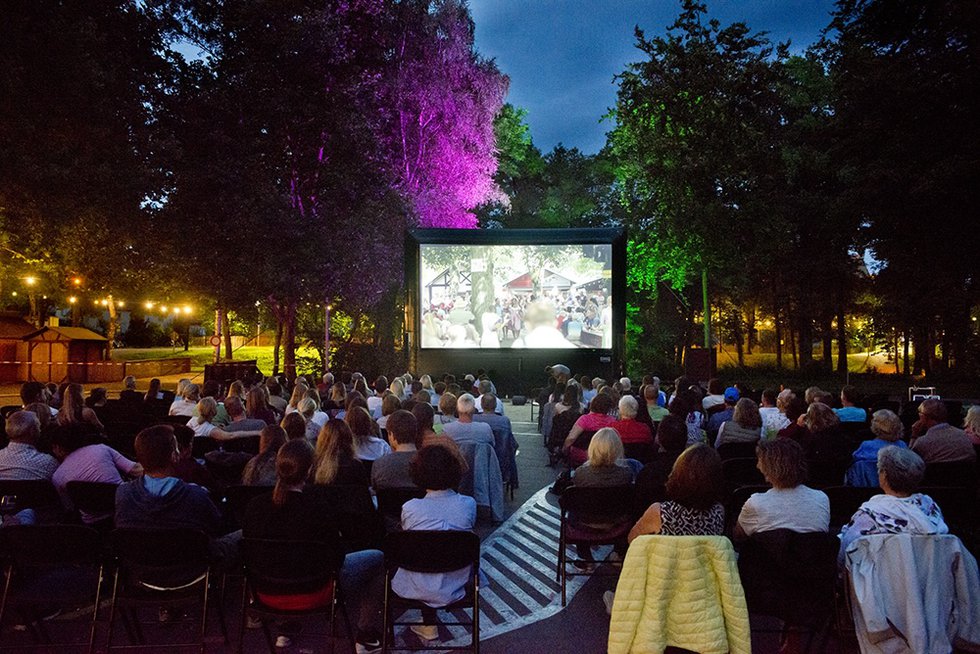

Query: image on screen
[419,243,613,349]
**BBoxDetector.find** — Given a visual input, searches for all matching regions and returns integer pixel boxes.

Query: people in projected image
[511,300,576,348]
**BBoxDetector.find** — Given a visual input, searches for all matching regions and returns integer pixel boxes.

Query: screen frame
[405,227,626,356]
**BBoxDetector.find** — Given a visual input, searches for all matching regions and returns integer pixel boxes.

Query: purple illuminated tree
[383,0,508,228]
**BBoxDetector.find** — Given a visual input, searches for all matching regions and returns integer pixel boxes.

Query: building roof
[22,326,108,342]
[0,314,34,339]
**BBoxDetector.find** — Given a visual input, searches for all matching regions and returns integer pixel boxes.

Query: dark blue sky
[471,0,838,154]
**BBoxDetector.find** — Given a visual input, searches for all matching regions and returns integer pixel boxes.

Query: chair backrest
[224,484,274,525]
[313,484,383,550]
[737,528,839,626]
[1,524,104,566]
[716,441,758,461]
[241,537,341,596]
[918,486,978,540]
[559,485,634,523]
[221,434,261,454]
[383,529,480,573]
[111,527,211,588]
[823,485,881,532]
[0,478,61,511]
[922,461,978,489]
[192,436,220,459]
[724,484,770,535]
[375,487,425,520]
[721,457,765,491]
[623,441,657,465]
[66,480,119,516]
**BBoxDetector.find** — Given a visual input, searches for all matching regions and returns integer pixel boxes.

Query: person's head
[480,393,498,413]
[175,379,191,397]
[804,386,823,405]
[589,392,614,415]
[389,378,404,398]
[313,419,357,484]
[840,385,859,406]
[760,388,777,408]
[5,411,40,445]
[756,438,807,489]
[618,395,639,420]
[477,379,492,396]
[723,386,740,406]
[411,402,435,436]
[587,427,624,467]
[297,397,318,420]
[386,410,419,448]
[289,383,308,407]
[258,424,287,456]
[665,444,723,511]
[225,395,245,420]
[322,372,335,386]
[182,383,200,403]
[173,425,195,459]
[410,444,463,491]
[353,378,371,398]
[373,376,389,395]
[382,393,401,417]
[344,406,376,442]
[707,378,724,396]
[804,401,840,433]
[964,405,980,434]
[877,445,925,495]
[656,415,688,453]
[456,393,477,417]
[134,424,178,475]
[280,412,307,441]
[20,381,46,406]
[228,380,245,399]
[776,389,795,412]
[619,377,631,391]
[643,384,660,403]
[196,397,217,424]
[246,386,269,418]
[146,378,161,398]
[433,381,446,396]
[870,409,904,442]
[273,439,315,505]
[917,398,947,426]
[330,382,347,403]
[784,395,807,423]
[561,384,580,408]
[86,387,107,407]
[124,375,137,391]
[267,379,283,398]
[438,392,457,417]
[732,398,762,429]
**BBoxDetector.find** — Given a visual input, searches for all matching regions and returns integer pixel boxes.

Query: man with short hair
[473,394,518,484]
[0,411,59,481]
[442,394,493,446]
[20,381,56,416]
[119,376,143,403]
[371,410,419,490]
[222,396,266,433]
[706,387,739,442]
[834,385,867,423]
[910,399,976,463]
[475,380,503,415]
[643,384,669,423]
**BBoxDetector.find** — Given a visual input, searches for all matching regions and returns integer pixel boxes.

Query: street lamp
[23,276,39,327]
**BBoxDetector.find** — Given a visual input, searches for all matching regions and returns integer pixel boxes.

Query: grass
[112,345,321,375]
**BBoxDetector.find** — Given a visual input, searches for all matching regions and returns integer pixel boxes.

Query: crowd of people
[1,364,978,651]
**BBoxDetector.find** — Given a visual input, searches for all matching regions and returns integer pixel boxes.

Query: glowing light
[24,276,36,286]
[160,305,168,313]
[117,301,125,308]
[144,301,154,310]
[72,277,82,286]
[100,299,109,306]
[69,296,77,304]
[182,306,192,315]
[11,292,17,297]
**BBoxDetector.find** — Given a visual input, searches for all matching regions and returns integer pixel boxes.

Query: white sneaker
[410,624,438,641]
[603,590,616,615]
[275,635,292,648]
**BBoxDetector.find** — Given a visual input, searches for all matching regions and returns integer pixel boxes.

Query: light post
[324,303,332,375]
[23,276,39,327]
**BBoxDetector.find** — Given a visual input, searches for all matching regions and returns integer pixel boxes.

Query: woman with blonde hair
[313,419,368,485]
[345,406,391,461]
[56,383,104,431]
[188,397,219,437]
[963,405,980,446]
[169,383,200,417]
[285,382,309,415]
[846,409,909,487]
[376,394,402,430]
[572,427,633,487]
[302,389,328,428]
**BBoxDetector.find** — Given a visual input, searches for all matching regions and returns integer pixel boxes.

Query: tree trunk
[222,308,233,360]
[746,305,756,355]
[273,313,283,376]
[774,307,783,369]
[732,308,744,367]
[798,315,813,368]
[836,304,848,375]
[902,327,910,376]
[893,329,901,375]
[106,295,117,358]
[282,300,297,381]
[821,317,833,370]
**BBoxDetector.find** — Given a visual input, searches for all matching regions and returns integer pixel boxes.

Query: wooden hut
[18,325,113,383]
[0,313,35,383]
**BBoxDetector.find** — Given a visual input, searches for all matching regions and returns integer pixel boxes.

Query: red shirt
[610,418,654,444]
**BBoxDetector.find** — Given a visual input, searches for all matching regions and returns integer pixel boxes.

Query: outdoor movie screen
[419,243,613,349]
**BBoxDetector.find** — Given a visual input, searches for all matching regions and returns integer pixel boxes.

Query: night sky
[471,0,839,154]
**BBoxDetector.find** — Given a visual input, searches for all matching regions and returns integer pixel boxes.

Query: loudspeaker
[511,395,527,406]
[684,348,716,384]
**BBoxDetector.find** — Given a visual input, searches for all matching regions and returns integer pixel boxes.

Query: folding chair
[557,485,634,606]
[65,480,119,529]
[0,524,105,653]
[375,488,425,532]
[239,538,350,654]
[381,530,481,653]
[823,485,880,533]
[107,527,226,652]
[724,484,770,537]
[223,485,273,529]
[722,456,765,493]
[0,479,65,523]
[717,441,759,461]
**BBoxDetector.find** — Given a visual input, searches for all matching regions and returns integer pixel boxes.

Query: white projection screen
[419,243,613,349]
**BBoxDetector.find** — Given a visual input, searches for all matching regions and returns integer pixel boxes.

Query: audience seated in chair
[0,411,59,481]
[242,425,288,487]
[910,398,976,464]
[845,409,907,487]
[442,394,494,448]
[312,419,369,486]
[564,393,616,467]
[371,410,419,491]
[714,397,762,449]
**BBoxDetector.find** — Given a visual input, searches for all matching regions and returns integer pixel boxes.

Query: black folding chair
[0,479,64,522]
[0,524,105,653]
[557,485,634,606]
[381,530,481,653]
[923,461,978,489]
[722,457,765,493]
[223,485,274,529]
[724,484,770,537]
[375,488,425,532]
[107,527,226,652]
[239,538,350,654]
[717,441,759,461]
[65,480,119,529]
[315,485,384,552]
[823,485,880,533]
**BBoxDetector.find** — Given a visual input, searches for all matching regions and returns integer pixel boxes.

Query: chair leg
[199,571,210,654]
[106,569,119,650]
[473,574,480,654]
[86,564,104,654]
[382,571,391,653]
[238,579,249,654]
